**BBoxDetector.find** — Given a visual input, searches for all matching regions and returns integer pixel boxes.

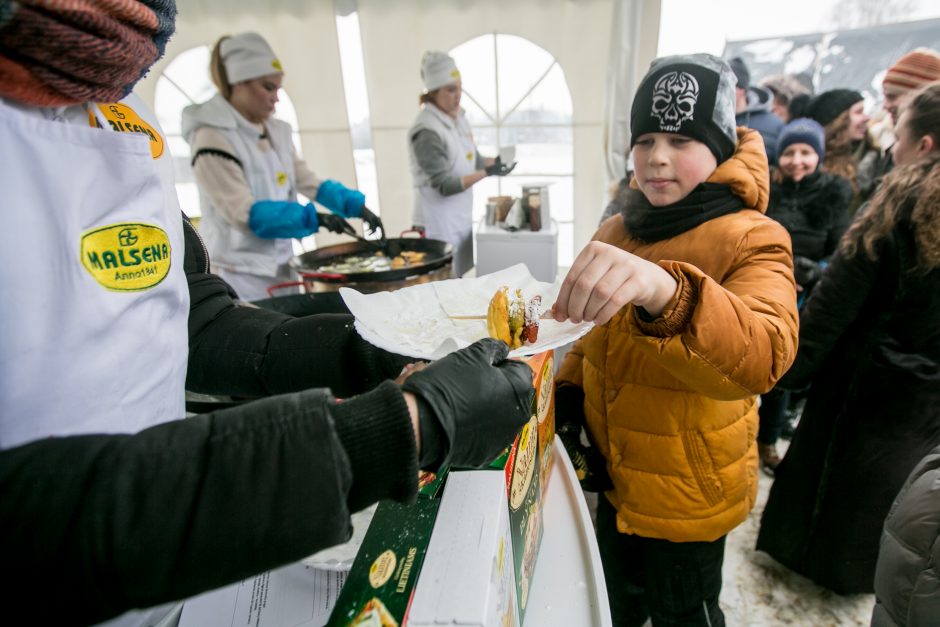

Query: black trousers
[596,497,726,627]
[758,388,791,445]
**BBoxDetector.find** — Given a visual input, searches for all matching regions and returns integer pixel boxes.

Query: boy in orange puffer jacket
[552,53,798,626]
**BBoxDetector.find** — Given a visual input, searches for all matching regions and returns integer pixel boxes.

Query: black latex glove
[401,338,534,469]
[317,212,354,236]
[360,206,385,238]
[555,384,613,492]
[484,156,517,177]
[793,255,822,289]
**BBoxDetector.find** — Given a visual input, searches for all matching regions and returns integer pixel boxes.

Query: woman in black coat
[756,83,940,594]
[757,118,851,472]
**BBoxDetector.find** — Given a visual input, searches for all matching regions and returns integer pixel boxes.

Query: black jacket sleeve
[0,381,418,626]
[779,238,884,389]
[182,214,413,398]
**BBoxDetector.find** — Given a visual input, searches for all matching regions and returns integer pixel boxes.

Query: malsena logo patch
[81,223,171,292]
[95,103,164,159]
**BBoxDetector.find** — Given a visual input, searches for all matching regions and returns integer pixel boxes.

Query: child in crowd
[552,53,799,626]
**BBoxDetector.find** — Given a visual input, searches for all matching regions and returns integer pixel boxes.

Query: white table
[524,436,612,626]
[475,220,559,283]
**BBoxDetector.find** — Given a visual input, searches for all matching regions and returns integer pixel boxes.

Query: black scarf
[621,182,743,242]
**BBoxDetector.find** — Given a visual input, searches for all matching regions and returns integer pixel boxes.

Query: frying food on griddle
[317,250,427,274]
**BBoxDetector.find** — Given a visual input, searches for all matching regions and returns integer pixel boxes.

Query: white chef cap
[220,32,284,84]
[421,50,460,92]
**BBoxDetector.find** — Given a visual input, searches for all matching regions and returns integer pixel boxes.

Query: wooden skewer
[448,311,554,320]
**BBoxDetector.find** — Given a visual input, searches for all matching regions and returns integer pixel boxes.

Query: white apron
[411,106,477,277]
[0,96,189,625]
[182,95,298,300]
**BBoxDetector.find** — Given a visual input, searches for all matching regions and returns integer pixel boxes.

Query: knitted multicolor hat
[0,0,177,106]
[777,117,825,163]
[630,53,738,163]
[804,89,863,127]
[882,48,940,96]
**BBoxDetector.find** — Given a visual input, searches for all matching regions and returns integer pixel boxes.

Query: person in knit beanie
[882,48,940,124]
[797,88,865,128]
[868,49,940,187]
[792,88,878,211]
[553,52,797,626]
[776,117,826,164]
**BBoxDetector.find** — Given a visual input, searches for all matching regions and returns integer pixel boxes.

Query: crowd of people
[1,2,939,626]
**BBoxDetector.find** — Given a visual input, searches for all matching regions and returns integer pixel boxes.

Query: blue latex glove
[248,200,318,238]
[315,179,366,218]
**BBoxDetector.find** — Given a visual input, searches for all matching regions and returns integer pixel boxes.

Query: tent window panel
[450,33,574,262]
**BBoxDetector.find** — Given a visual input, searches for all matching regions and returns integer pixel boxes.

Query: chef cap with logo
[421,51,461,92]
[221,32,284,84]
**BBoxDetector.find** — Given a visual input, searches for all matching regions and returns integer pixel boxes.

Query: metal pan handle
[266,280,307,297]
[300,271,349,282]
[399,228,426,238]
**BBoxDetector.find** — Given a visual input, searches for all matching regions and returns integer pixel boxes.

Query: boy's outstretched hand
[552,241,679,325]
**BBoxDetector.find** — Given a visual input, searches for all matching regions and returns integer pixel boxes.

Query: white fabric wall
[137,0,660,259]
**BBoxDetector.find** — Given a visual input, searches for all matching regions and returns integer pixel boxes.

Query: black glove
[360,206,384,238]
[316,212,354,236]
[401,338,534,469]
[793,255,822,289]
[555,384,613,492]
[484,156,517,177]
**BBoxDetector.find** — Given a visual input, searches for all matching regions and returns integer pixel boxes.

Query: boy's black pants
[596,496,726,627]
[758,387,791,445]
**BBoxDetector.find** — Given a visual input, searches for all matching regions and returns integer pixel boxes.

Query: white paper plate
[340,264,593,360]
[301,503,378,571]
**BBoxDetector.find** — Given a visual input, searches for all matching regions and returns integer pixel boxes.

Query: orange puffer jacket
[556,128,798,542]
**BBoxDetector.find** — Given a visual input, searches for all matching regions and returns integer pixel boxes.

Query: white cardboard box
[408,471,519,627]
[475,220,558,283]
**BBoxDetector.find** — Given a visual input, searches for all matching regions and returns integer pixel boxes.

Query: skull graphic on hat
[650,71,700,132]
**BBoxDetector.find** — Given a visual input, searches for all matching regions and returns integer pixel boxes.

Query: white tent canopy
[137,0,661,263]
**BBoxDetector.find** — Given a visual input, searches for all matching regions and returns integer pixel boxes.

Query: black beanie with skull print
[630,53,738,163]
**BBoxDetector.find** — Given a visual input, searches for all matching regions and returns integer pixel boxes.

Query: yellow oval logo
[537,356,554,424]
[368,550,397,588]
[509,416,538,511]
[81,223,172,292]
[97,103,164,159]
[276,171,288,186]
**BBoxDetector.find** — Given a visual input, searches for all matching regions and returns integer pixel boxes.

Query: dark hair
[210,36,233,100]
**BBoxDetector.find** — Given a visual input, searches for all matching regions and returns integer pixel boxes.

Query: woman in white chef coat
[407,50,516,277]
[183,32,383,301]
